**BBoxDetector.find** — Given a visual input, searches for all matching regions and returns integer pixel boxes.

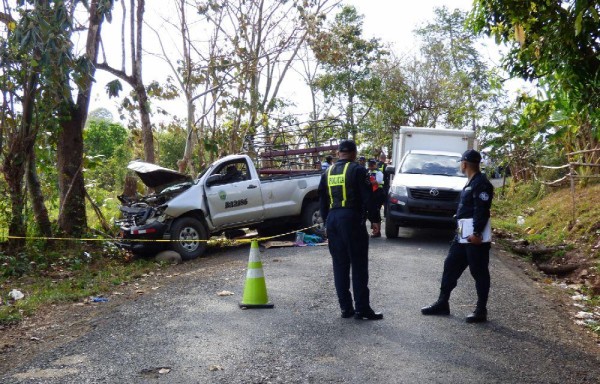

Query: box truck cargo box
[385,127,476,239]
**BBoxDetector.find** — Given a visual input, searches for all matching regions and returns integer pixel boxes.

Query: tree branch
[96,62,135,85]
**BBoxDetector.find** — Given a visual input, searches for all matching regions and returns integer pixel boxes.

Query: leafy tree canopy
[470,0,600,135]
[84,119,128,159]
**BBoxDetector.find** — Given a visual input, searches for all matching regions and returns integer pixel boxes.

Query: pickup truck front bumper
[116,220,169,254]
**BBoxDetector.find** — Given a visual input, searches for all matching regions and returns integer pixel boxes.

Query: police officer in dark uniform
[377,153,390,216]
[421,149,494,323]
[367,159,385,238]
[318,140,383,320]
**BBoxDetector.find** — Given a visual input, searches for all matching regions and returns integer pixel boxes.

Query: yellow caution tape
[2,224,321,245]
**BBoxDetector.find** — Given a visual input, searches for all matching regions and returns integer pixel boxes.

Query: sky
[346,0,475,54]
[88,0,514,123]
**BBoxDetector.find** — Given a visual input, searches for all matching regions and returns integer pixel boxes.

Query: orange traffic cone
[239,240,274,309]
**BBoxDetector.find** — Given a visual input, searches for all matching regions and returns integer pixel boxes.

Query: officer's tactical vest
[377,162,386,186]
[327,161,358,209]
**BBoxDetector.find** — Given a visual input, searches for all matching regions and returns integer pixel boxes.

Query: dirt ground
[0,254,217,375]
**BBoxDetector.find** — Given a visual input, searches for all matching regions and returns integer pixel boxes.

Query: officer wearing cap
[421,149,494,323]
[318,140,383,320]
[358,156,366,168]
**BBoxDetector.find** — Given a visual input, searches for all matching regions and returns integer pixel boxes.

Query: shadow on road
[385,226,456,246]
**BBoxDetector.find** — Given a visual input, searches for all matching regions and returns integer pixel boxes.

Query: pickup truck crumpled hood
[127,161,192,190]
[393,173,467,191]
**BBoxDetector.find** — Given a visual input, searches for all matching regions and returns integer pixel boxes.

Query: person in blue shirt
[321,155,333,171]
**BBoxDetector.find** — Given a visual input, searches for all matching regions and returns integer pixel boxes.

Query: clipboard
[457,218,492,243]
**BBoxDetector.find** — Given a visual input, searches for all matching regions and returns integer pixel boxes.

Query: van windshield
[400,153,465,177]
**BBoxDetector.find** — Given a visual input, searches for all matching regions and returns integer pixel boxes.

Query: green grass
[493,181,600,336]
[493,181,600,254]
[0,247,160,325]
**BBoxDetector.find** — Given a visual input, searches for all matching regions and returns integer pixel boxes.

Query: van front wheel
[384,218,399,239]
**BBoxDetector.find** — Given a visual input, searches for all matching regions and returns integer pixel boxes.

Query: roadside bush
[157,126,186,170]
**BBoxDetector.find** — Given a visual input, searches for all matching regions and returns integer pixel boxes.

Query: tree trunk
[27,149,52,237]
[136,84,155,163]
[122,172,138,197]
[178,97,196,173]
[247,0,264,133]
[347,89,355,140]
[134,0,154,164]
[2,72,38,248]
[57,111,87,236]
[4,153,26,248]
[57,0,105,235]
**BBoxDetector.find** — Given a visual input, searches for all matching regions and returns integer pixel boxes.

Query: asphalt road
[3,226,600,383]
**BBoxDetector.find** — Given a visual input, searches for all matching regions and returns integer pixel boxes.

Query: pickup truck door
[205,159,264,228]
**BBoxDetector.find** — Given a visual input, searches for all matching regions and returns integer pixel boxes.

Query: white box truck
[385,127,476,238]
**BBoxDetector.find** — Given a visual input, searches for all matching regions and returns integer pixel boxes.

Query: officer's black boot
[354,309,383,320]
[421,292,450,316]
[466,307,487,323]
[466,299,487,323]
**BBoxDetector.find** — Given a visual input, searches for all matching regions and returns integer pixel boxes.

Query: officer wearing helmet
[318,140,383,320]
[421,149,494,323]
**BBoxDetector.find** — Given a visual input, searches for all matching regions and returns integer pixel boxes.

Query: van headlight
[390,185,408,197]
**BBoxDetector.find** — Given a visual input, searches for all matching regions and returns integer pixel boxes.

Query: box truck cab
[385,127,476,239]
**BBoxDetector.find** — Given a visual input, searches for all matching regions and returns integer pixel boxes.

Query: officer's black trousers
[440,240,491,308]
[326,209,371,312]
[367,188,385,224]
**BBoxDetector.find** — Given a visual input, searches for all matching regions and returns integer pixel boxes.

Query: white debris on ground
[8,289,25,301]
[551,281,600,332]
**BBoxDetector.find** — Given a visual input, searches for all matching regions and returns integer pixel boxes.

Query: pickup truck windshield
[400,153,465,177]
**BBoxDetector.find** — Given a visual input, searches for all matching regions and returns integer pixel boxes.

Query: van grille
[409,188,459,201]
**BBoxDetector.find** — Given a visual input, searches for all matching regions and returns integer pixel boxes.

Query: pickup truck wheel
[384,212,399,239]
[301,201,324,235]
[170,217,208,260]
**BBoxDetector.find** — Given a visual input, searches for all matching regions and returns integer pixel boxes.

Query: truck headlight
[388,185,407,205]
[390,185,408,197]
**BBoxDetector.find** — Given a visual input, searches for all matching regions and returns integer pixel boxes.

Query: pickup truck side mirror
[385,166,395,175]
[206,174,223,187]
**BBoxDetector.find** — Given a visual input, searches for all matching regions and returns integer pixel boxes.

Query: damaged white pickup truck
[116,154,323,259]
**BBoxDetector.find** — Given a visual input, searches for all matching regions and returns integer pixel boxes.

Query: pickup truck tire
[384,217,399,239]
[170,217,208,260]
[301,201,324,235]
